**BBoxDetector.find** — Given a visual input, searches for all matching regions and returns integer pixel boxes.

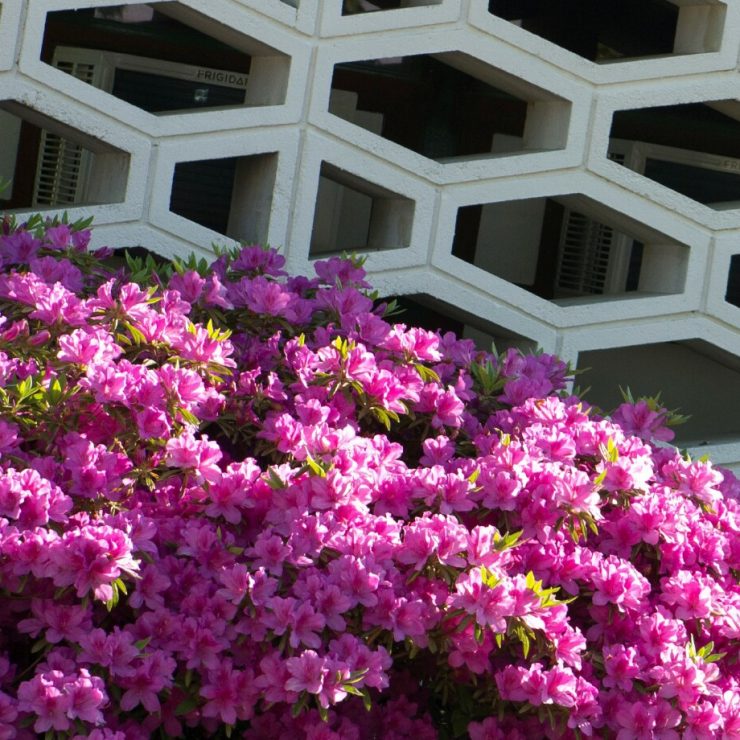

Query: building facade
[3,0,740,466]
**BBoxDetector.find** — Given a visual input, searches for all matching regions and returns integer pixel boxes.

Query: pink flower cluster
[0,213,738,738]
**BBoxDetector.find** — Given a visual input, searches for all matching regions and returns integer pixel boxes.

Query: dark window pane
[112,69,245,113]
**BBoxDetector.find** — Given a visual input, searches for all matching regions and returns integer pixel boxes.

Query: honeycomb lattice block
[4,0,740,465]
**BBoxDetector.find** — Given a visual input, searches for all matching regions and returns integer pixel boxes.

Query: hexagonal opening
[42,4,290,113]
[579,340,740,444]
[170,153,278,242]
[383,294,538,353]
[310,163,415,256]
[0,101,129,209]
[489,0,725,61]
[330,53,569,161]
[452,194,688,303]
[726,255,740,308]
[610,103,740,210]
[342,0,442,14]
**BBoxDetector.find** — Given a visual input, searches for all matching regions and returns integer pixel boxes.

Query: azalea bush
[0,212,738,739]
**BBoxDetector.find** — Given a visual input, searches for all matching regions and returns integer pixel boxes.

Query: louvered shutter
[33,52,106,207]
[555,210,615,295]
[554,149,630,296]
[33,133,88,206]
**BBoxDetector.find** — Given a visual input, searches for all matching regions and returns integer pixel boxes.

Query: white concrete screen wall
[3,0,740,466]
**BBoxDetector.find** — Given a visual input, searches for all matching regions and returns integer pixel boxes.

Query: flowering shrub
[0,212,738,739]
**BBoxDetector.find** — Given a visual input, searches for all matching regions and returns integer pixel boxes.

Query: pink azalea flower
[165,432,223,483]
[285,650,326,694]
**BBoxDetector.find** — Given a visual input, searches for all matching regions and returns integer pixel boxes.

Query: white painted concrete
[3,0,740,456]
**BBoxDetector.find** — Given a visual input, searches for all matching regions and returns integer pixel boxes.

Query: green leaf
[480,566,499,589]
[371,407,392,431]
[105,578,127,611]
[124,321,148,346]
[598,438,619,463]
[406,639,419,659]
[124,251,143,273]
[619,386,636,405]
[345,668,369,684]
[15,377,36,402]
[525,570,544,594]
[414,363,440,383]
[72,214,94,230]
[520,629,530,658]
[47,377,64,405]
[381,298,403,319]
[493,529,523,552]
[175,696,199,716]
[471,359,503,396]
[266,467,287,489]
[31,637,48,654]
[291,692,309,718]
[332,336,349,359]
[205,318,232,341]
[177,406,200,426]
[454,613,475,634]
[305,453,327,478]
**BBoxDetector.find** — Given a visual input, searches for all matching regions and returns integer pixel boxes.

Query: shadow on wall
[578,340,740,445]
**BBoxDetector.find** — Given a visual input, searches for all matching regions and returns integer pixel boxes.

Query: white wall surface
[3,0,740,465]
